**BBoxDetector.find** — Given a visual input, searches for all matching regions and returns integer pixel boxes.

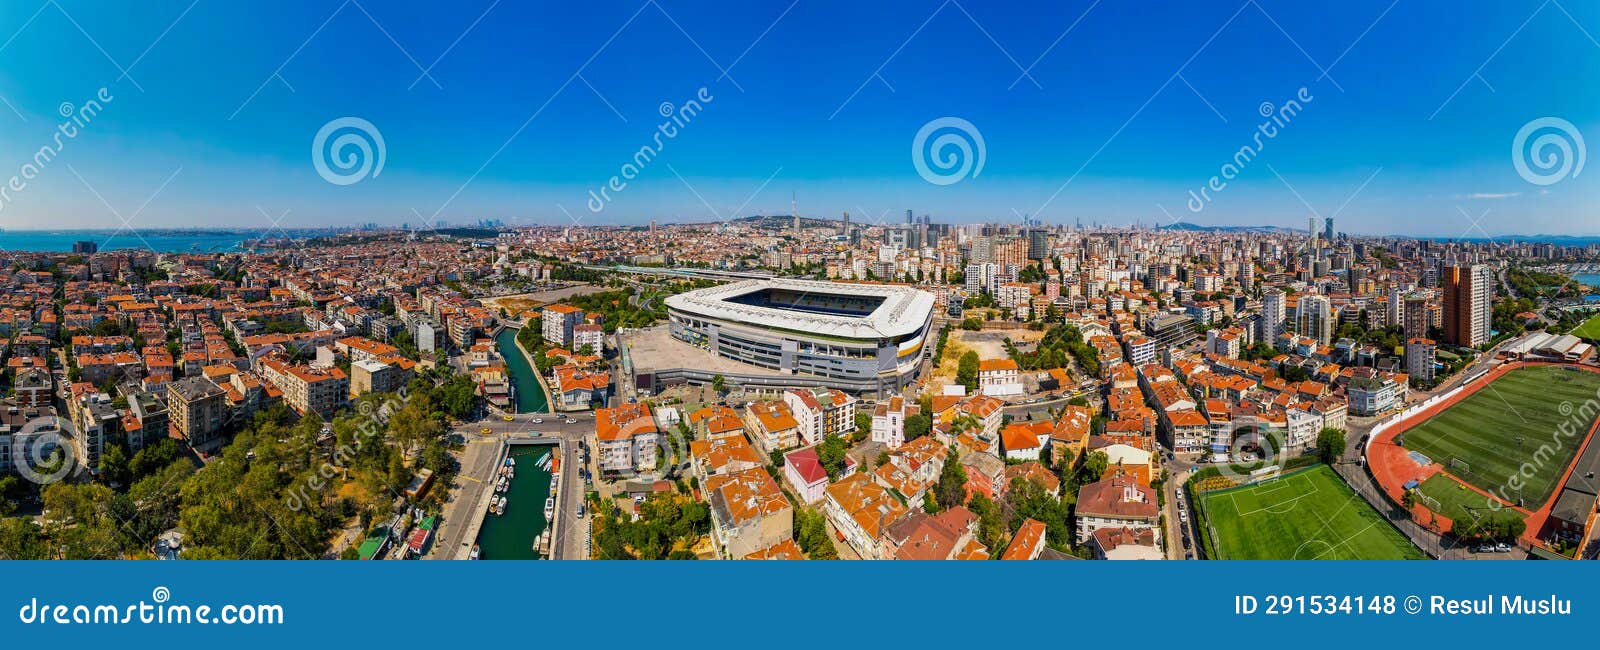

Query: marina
[473,442,558,560]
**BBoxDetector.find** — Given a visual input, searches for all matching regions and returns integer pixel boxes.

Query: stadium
[640,278,936,396]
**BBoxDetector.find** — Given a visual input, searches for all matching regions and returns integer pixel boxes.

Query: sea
[0,229,299,253]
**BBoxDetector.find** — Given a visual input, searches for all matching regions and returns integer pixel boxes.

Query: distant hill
[1157,222,1302,234]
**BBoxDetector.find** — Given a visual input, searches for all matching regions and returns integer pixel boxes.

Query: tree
[1315,428,1347,465]
[711,374,726,395]
[931,450,969,512]
[794,507,837,560]
[437,375,479,419]
[904,412,932,441]
[98,443,131,487]
[818,434,848,480]
[957,350,980,392]
[967,493,1004,554]
[1079,450,1109,483]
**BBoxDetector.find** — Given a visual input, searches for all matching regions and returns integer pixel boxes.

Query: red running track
[1366,361,1600,549]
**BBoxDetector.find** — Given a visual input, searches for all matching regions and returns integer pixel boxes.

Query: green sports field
[1196,465,1424,560]
[1399,365,1600,506]
[1573,313,1600,341]
[1414,474,1526,537]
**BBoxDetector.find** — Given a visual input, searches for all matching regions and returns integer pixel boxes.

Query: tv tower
[792,192,800,233]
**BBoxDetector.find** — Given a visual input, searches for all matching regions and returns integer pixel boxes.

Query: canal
[475,443,557,560]
[476,327,557,560]
[495,326,550,414]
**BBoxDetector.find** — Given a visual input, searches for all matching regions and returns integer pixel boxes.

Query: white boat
[469,545,481,560]
[496,496,508,515]
[543,496,555,518]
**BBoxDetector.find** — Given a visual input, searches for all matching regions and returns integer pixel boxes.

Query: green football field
[1414,474,1526,536]
[1399,365,1600,506]
[1573,313,1600,341]
[1197,465,1424,560]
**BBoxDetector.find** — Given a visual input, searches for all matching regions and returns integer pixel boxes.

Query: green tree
[818,434,848,480]
[1079,450,1109,483]
[957,350,980,392]
[931,450,969,511]
[1316,428,1347,465]
[98,443,131,487]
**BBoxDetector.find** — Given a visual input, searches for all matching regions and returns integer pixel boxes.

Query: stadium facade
[658,278,936,396]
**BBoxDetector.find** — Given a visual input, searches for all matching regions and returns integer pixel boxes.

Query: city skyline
[0,1,1593,234]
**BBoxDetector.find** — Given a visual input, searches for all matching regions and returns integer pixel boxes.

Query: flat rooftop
[664,278,934,340]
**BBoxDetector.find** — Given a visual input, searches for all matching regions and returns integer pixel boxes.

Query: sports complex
[637,278,935,396]
[1367,361,1600,555]
[1191,464,1424,560]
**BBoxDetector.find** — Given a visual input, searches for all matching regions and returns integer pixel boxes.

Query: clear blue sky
[0,0,1595,236]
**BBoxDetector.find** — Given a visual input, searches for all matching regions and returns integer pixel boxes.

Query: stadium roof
[665,278,934,340]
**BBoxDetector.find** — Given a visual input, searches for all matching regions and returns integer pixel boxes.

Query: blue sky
[0,0,1595,235]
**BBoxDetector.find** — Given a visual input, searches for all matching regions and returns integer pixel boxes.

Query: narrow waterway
[495,327,550,414]
[475,327,557,560]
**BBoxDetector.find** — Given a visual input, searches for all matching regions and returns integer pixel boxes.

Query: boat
[496,496,508,516]
[543,496,555,519]
[469,545,481,560]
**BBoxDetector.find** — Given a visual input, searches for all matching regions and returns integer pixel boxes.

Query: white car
[532,417,544,424]
[565,418,577,424]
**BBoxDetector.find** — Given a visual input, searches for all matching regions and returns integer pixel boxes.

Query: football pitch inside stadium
[1398,365,1600,506]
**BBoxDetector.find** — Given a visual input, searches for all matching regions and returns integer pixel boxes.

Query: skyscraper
[1297,294,1334,345]
[1261,288,1286,343]
[1323,217,1334,243]
[1442,264,1493,347]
